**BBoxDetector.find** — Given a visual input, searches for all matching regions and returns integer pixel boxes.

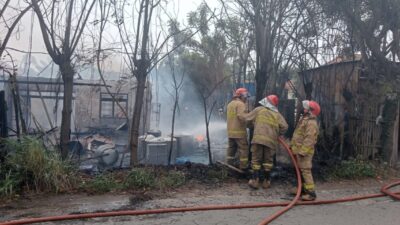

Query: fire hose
[1,138,399,225]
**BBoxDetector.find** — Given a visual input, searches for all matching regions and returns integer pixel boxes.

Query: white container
[144,137,177,165]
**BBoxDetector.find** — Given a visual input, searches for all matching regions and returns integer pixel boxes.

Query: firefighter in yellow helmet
[290,100,321,201]
[243,95,288,189]
[226,88,249,170]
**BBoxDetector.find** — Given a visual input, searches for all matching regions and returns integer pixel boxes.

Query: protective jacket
[291,114,319,155]
[243,106,288,149]
[226,98,247,138]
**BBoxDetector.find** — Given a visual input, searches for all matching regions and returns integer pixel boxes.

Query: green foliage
[187,3,210,36]
[80,174,122,194]
[124,168,156,189]
[158,171,186,189]
[0,136,76,198]
[0,170,20,197]
[330,159,376,179]
[80,168,187,194]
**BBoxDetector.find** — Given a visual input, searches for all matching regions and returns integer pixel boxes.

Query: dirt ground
[1,177,399,225]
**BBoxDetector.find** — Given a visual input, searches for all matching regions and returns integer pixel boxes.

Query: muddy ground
[1,177,399,225]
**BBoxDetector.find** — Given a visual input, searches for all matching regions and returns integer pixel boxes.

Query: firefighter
[244,95,288,189]
[290,100,321,201]
[226,88,249,170]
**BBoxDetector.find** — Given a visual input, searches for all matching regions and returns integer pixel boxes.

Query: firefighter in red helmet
[290,100,321,201]
[226,88,250,170]
[243,95,288,189]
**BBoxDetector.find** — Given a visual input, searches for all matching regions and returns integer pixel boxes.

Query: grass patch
[79,168,188,194]
[0,170,20,197]
[0,136,76,198]
[158,171,186,189]
[329,159,376,179]
[80,174,122,194]
[124,168,156,189]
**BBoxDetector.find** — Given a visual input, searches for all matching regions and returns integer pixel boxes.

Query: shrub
[0,136,76,197]
[0,169,20,197]
[330,159,376,179]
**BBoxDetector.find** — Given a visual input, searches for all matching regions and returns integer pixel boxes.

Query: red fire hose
[1,138,399,225]
[256,137,302,225]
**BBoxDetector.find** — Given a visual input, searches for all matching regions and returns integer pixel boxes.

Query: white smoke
[150,66,228,155]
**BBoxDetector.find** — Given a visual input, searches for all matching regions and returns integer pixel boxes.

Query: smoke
[150,66,228,141]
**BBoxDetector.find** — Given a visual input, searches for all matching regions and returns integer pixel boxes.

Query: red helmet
[303,100,321,116]
[266,95,279,106]
[234,88,248,97]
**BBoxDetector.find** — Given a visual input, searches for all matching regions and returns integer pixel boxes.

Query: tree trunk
[255,67,267,105]
[243,59,248,85]
[237,61,242,89]
[203,98,213,164]
[205,121,212,164]
[0,91,8,138]
[168,95,178,166]
[59,62,74,159]
[10,77,20,137]
[269,65,279,94]
[129,74,147,166]
[10,73,26,136]
[380,97,399,163]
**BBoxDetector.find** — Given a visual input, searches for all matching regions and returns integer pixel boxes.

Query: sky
[5,0,220,76]
[2,0,220,61]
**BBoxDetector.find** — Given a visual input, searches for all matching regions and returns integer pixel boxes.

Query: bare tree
[182,49,229,164]
[31,0,96,159]
[220,0,327,100]
[219,1,255,88]
[112,0,190,165]
[0,1,33,58]
[112,0,160,166]
[199,78,229,164]
[185,4,232,104]
[176,4,235,164]
[165,55,185,166]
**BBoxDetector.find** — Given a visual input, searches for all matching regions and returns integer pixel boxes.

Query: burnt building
[1,76,151,144]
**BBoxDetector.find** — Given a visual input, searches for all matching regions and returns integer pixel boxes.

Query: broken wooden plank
[216,160,245,174]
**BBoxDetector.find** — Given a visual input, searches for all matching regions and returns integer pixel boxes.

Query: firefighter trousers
[296,154,315,191]
[250,144,274,172]
[226,138,249,169]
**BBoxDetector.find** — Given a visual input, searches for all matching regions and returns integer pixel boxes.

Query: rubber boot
[248,171,260,189]
[241,165,251,177]
[301,190,317,201]
[261,171,271,189]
